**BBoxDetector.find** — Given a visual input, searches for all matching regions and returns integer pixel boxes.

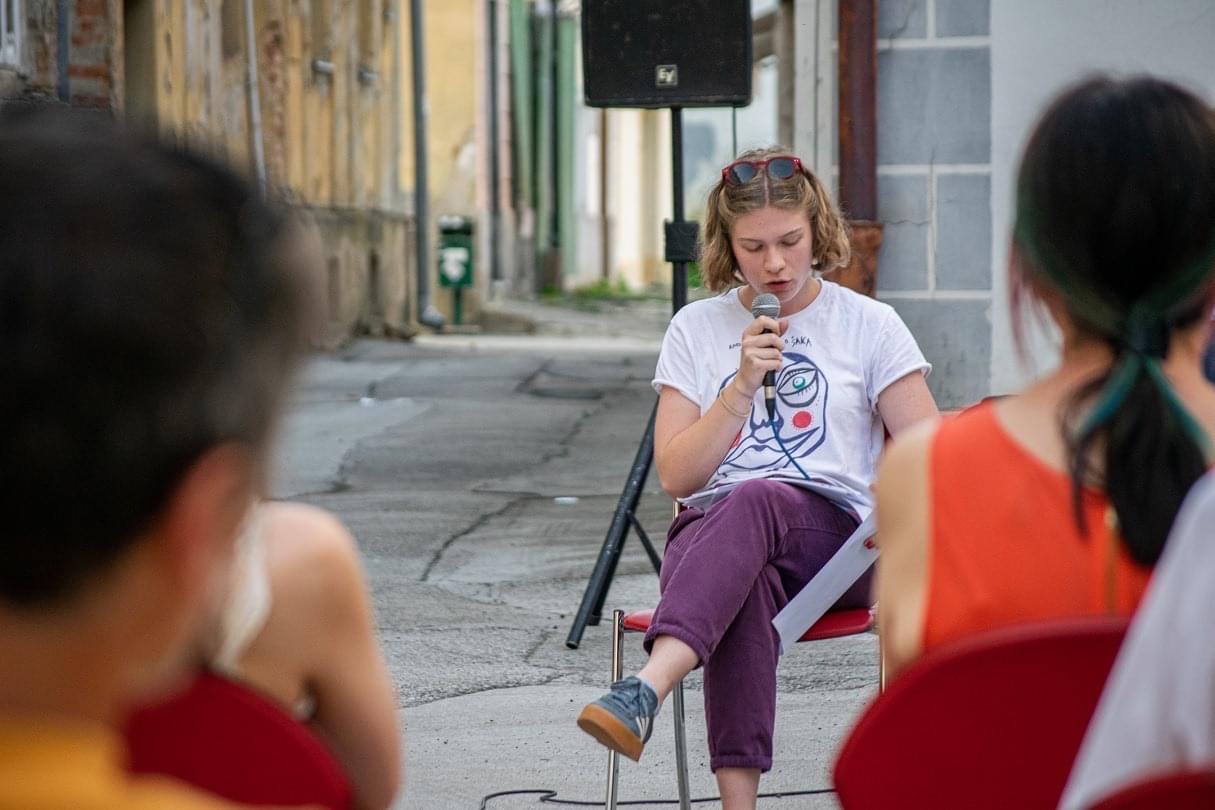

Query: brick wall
[68,0,114,108]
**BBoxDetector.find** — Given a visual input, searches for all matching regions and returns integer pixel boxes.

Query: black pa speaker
[582,0,752,109]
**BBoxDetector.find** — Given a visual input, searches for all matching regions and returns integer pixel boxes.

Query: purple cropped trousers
[643,478,872,772]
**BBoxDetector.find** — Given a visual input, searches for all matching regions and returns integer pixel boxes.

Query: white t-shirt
[1060,472,1215,810]
[652,280,930,518]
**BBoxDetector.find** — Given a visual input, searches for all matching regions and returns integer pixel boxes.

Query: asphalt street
[271,300,878,809]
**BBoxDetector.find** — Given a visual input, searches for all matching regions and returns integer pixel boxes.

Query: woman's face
[729,205,817,313]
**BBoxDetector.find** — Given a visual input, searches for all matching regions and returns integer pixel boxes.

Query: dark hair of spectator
[1012,75,1215,565]
[0,108,310,605]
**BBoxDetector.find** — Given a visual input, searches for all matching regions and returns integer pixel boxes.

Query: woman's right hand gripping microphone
[743,293,785,420]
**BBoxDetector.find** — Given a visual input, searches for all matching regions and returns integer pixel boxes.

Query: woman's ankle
[636,635,699,702]
[716,766,761,810]
[633,668,672,703]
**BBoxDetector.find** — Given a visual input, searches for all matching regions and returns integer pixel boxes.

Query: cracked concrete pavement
[271,304,877,809]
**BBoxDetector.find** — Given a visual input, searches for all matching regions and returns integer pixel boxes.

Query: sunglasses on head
[721,156,804,185]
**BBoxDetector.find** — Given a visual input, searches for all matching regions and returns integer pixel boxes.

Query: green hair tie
[1078,352,1143,437]
[1124,305,1169,359]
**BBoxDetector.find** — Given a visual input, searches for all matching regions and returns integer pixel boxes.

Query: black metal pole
[565,106,692,650]
[566,401,657,649]
[671,107,687,313]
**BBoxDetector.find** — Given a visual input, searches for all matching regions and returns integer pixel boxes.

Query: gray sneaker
[576,676,660,762]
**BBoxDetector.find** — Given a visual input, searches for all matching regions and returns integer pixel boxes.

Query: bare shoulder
[260,501,357,559]
[258,501,367,615]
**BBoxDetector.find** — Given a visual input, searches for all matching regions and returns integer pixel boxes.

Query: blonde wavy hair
[699,146,850,292]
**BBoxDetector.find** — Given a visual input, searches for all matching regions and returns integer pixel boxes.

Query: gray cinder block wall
[874,0,992,408]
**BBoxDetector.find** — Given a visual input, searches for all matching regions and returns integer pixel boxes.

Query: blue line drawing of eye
[777,362,820,408]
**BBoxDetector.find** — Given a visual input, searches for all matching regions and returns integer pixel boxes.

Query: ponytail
[1054,242,1215,564]
[1012,75,1215,564]
[1064,312,1211,564]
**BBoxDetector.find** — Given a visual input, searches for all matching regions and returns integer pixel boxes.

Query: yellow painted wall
[398,0,477,203]
[127,0,417,338]
[139,0,405,210]
[426,0,477,201]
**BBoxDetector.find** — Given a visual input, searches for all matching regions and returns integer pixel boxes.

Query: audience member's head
[699,145,851,292]
[1011,75,1215,564]
[0,107,310,703]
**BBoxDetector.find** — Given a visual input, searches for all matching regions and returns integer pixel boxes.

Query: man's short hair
[0,108,310,605]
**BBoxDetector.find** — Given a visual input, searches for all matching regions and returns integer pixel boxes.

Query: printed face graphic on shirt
[719,351,829,473]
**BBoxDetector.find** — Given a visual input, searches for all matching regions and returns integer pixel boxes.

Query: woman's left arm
[873,371,937,681]
[290,513,402,810]
[876,371,938,437]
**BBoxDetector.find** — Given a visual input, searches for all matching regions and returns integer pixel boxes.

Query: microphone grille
[750,293,781,320]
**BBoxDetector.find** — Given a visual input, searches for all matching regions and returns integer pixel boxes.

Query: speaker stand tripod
[566,107,697,649]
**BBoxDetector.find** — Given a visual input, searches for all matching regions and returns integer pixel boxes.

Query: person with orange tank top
[874,74,1215,681]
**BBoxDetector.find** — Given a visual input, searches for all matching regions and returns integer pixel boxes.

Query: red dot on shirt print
[731,430,742,449]
[792,411,812,430]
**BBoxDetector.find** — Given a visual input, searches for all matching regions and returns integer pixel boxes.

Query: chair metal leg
[605,609,624,810]
[879,643,886,692]
[671,680,692,810]
[876,612,886,693]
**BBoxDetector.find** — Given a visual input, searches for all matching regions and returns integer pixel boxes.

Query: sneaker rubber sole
[577,703,645,761]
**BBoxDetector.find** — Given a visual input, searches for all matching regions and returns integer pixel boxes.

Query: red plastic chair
[125,669,353,810]
[1087,767,1215,810]
[602,604,875,810]
[833,616,1129,810]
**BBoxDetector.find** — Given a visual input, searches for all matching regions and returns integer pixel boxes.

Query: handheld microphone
[750,293,781,420]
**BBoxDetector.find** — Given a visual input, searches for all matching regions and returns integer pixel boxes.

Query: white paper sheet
[771,511,878,654]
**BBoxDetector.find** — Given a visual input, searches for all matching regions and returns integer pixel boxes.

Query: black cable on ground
[479,786,836,808]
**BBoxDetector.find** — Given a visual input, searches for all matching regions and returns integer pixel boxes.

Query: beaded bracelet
[718,387,750,419]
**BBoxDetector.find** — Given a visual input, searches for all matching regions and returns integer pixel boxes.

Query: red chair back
[622,606,872,641]
[833,616,1129,810]
[1088,768,1215,810]
[125,670,353,810]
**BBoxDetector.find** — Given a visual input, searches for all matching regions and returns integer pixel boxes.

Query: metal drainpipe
[56,0,70,102]
[508,0,535,212]
[556,3,575,284]
[533,1,554,291]
[410,0,446,329]
[243,0,267,192]
[507,0,536,294]
[392,1,402,196]
[487,0,502,289]
[834,0,882,297]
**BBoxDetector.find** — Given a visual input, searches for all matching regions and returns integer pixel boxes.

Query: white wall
[605,108,673,289]
[990,0,1215,392]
